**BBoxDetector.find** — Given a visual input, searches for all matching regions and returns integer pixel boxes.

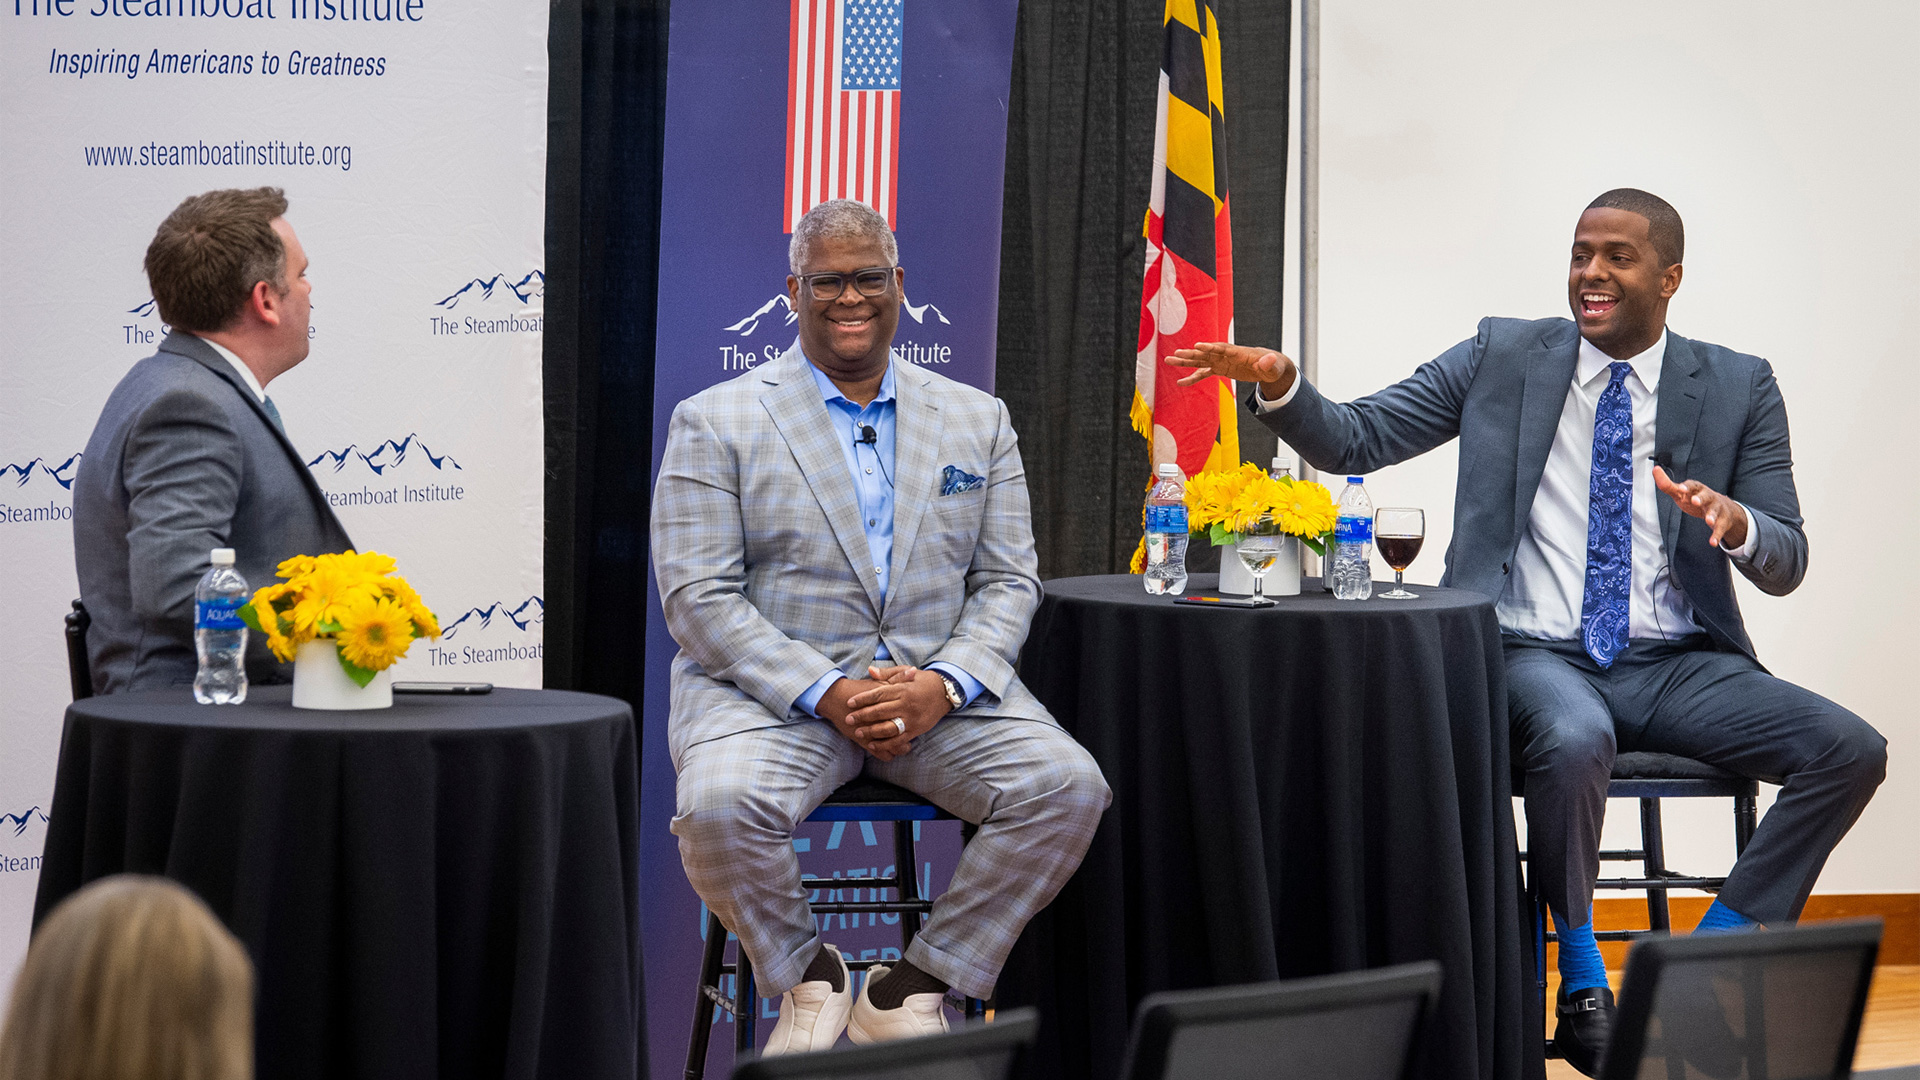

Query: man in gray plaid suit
[652,200,1110,1054]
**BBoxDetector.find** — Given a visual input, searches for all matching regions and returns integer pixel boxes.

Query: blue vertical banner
[643,0,1019,1074]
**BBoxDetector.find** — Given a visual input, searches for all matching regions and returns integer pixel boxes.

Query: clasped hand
[817,665,954,762]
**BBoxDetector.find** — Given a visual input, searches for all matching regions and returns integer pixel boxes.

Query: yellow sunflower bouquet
[238,551,441,687]
[1185,462,1338,553]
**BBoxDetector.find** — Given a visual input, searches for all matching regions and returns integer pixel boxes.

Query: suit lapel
[1512,325,1579,549]
[1654,334,1704,558]
[885,360,942,608]
[760,346,886,615]
[164,333,348,539]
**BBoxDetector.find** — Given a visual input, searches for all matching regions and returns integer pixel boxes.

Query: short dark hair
[1585,188,1684,267]
[144,187,289,333]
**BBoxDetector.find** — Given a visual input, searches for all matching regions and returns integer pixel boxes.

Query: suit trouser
[1506,635,1886,927]
[671,713,1111,999]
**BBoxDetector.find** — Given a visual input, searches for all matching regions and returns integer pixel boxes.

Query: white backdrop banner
[0,0,547,981]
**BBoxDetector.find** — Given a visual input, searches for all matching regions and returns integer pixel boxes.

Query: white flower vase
[292,639,393,710]
[1218,537,1302,597]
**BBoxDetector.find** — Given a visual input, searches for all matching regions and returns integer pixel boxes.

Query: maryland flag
[1131,0,1238,482]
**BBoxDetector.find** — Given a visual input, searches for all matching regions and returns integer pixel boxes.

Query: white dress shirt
[195,335,268,403]
[1257,330,1757,641]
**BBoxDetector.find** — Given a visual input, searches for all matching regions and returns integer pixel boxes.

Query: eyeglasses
[798,266,897,302]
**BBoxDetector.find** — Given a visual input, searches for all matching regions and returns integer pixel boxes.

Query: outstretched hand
[1652,465,1748,550]
[1165,342,1296,398]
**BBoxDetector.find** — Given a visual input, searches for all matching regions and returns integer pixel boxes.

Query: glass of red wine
[1374,508,1424,600]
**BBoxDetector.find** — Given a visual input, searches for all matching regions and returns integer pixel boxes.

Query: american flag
[785,0,903,232]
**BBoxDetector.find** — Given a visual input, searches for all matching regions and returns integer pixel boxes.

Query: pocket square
[940,465,986,496]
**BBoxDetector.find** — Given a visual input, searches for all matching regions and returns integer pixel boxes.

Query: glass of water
[1236,514,1284,602]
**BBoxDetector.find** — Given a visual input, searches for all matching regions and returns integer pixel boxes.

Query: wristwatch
[933,670,965,710]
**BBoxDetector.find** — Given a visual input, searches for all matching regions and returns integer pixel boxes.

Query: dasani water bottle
[1142,464,1189,595]
[1332,476,1373,600]
[194,547,250,704]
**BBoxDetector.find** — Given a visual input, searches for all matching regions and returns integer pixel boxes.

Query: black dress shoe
[1554,985,1616,1078]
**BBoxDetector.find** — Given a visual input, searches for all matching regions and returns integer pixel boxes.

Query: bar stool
[683,776,985,1079]
[1516,751,1760,1058]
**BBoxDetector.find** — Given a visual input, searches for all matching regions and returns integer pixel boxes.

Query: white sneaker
[761,945,853,1056]
[846,964,950,1045]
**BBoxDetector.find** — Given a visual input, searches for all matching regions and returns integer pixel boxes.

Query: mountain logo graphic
[441,596,543,640]
[724,294,952,336]
[435,271,545,310]
[307,435,461,476]
[2,453,83,490]
[1,807,47,838]
[129,299,157,318]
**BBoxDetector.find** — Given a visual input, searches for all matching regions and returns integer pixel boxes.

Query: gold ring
[892,718,907,736]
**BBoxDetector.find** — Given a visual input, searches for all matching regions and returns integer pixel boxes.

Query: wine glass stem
[1395,569,1404,592]
[1252,575,1264,600]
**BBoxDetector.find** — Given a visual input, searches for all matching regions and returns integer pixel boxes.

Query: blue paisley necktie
[1581,362,1634,667]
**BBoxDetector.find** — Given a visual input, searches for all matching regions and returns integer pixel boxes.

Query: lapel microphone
[857,424,878,446]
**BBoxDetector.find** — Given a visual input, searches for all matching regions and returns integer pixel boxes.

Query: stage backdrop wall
[642,1,1020,1075]
[1276,1,1918,894]
[0,0,548,984]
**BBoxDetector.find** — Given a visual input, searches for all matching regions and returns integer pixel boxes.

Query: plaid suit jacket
[651,344,1053,763]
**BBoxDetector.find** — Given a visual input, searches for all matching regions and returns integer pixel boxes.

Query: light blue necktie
[1580,362,1634,667]
[261,396,286,435]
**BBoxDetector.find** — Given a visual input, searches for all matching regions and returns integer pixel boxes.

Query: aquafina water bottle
[1332,476,1373,600]
[1142,463,1189,595]
[193,547,250,704]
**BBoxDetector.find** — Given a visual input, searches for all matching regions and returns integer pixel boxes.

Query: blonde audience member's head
[0,875,253,1080]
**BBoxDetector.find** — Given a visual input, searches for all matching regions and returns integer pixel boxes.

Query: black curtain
[995,0,1291,581]
[543,0,668,708]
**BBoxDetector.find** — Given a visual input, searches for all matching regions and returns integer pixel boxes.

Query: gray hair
[788,199,898,275]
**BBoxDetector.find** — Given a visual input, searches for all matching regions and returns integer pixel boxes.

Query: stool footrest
[809,900,934,915]
[1595,875,1725,890]
[800,876,900,889]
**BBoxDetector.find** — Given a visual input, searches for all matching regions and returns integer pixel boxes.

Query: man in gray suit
[1170,189,1884,1077]
[652,200,1109,1054]
[74,187,352,693]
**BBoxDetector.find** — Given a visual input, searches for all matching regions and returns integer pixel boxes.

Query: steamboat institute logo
[421,596,543,668]
[1,452,81,525]
[308,434,465,509]
[429,271,544,337]
[1,805,49,874]
[717,292,955,372]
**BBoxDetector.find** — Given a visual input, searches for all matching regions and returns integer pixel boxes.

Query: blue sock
[1553,906,1609,994]
[1693,899,1759,934]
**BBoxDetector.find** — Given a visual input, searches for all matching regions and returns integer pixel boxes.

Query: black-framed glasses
[798,266,896,302]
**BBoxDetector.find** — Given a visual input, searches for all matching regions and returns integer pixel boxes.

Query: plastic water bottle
[1143,464,1189,595]
[193,548,250,705]
[1269,452,1296,482]
[1332,476,1373,600]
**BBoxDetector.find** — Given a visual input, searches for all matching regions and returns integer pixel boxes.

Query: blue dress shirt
[794,358,984,718]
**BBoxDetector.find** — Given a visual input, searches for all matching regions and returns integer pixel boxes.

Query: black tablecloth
[1001,575,1538,1080]
[33,685,642,1080]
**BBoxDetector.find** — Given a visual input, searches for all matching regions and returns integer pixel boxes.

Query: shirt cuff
[796,669,847,718]
[926,662,984,709]
[1723,504,1760,561]
[1251,375,1302,413]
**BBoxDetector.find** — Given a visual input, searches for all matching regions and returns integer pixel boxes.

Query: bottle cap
[1271,453,1296,471]
[210,548,236,566]
[1157,463,1180,477]
[1347,476,1364,485]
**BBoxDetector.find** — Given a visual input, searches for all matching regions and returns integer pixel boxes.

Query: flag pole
[1298,0,1324,580]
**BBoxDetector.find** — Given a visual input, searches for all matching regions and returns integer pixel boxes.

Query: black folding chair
[1601,919,1882,1080]
[728,1007,1036,1080]
[1118,961,1443,1080]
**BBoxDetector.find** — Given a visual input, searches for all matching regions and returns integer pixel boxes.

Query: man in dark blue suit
[1170,190,1885,1077]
